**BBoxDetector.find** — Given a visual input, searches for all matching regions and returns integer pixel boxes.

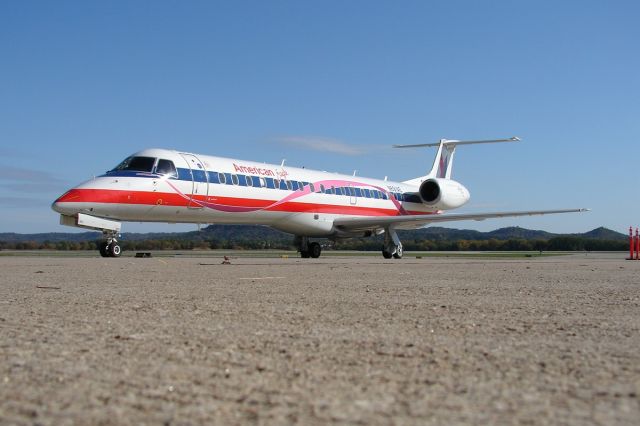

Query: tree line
[334,236,627,251]
[0,236,628,251]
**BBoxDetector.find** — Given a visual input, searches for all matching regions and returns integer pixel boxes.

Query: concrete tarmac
[0,253,638,425]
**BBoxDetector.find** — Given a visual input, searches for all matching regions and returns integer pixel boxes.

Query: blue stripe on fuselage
[100,169,420,202]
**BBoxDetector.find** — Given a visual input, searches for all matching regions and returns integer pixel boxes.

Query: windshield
[155,159,177,177]
[112,156,156,173]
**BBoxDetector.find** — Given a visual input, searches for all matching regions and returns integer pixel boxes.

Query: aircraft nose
[51,190,75,215]
[51,200,64,214]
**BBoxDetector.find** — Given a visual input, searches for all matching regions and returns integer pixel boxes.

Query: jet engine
[418,178,470,210]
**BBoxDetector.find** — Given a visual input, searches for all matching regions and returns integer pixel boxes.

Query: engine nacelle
[418,178,470,210]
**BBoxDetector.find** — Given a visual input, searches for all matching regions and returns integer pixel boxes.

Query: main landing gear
[382,227,403,259]
[99,230,121,258]
[294,236,322,258]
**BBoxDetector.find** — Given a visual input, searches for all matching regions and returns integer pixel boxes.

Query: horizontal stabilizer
[393,137,520,149]
[398,136,520,182]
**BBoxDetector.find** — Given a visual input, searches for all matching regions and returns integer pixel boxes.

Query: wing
[333,208,589,232]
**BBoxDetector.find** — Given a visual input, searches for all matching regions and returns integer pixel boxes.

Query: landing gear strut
[382,227,403,259]
[99,230,121,258]
[294,236,322,258]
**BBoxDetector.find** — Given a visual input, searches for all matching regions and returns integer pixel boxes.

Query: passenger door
[348,184,357,205]
[180,153,209,209]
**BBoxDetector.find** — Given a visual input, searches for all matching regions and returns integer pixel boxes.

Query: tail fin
[394,137,520,184]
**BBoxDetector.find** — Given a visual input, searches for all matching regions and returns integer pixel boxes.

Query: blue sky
[1,1,638,234]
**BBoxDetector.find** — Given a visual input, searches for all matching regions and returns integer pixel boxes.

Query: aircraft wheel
[309,242,321,258]
[393,246,403,259]
[382,248,393,259]
[300,250,310,258]
[109,244,122,257]
[99,242,109,257]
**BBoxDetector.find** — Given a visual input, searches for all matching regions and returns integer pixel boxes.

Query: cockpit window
[155,159,177,177]
[112,156,156,173]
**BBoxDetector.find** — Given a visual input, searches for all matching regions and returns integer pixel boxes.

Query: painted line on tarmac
[237,276,286,280]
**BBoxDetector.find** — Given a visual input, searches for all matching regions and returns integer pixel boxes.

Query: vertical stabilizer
[431,140,456,179]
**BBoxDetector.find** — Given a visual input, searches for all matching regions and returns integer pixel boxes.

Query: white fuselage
[52,148,459,237]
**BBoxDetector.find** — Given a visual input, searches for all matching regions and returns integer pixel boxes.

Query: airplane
[51,137,587,258]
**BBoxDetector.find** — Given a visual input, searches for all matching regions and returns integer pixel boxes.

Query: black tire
[309,242,321,258]
[382,249,393,259]
[300,250,310,258]
[99,242,109,257]
[109,244,122,258]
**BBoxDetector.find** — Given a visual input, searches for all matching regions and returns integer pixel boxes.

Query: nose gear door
[180,153,209,209]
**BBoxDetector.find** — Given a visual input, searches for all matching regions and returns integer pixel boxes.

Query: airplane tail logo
[436,144,455,178]
[430,141,456,179]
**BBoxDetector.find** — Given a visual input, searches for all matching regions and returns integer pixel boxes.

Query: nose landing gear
[99,231,121,258]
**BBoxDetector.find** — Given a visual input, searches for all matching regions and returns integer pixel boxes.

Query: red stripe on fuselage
[55,188,430,216]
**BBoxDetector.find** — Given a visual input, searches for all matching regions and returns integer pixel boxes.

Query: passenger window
[298,181,304,191]
[218,172,226,184]
[155,159,177,177]
[320,184,325,193]
[260,177,267,188]
[335,187,342,196]
[193,170,207,182]
[265,178,275,189]
[286,180,293,191]
[364,189,371,198]
[309,183,315,193]
[246,176,253,187]
[112,156,156,173]
[231,174,239,185]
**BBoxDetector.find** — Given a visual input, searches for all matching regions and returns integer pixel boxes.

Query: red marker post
[629,227,634,260]
[636,228,640,260]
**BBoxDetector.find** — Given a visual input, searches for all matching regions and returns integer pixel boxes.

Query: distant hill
[577,227,627,241]
[0,225,627,244]
[398,226,558,241]
[485,226,557,240]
